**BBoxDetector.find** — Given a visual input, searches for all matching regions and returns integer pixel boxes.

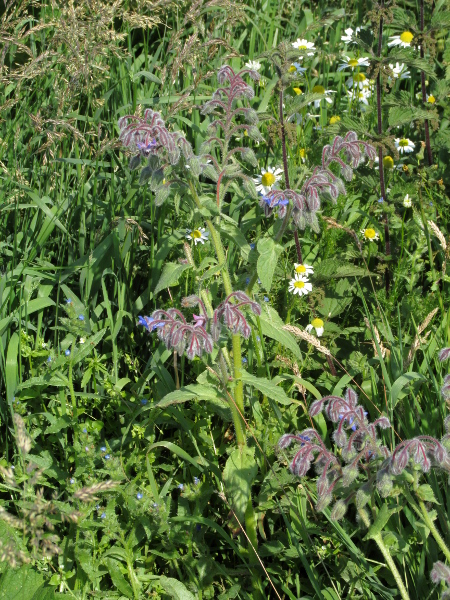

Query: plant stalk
[420,0,433,166]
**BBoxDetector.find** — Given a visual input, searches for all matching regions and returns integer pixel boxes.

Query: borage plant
[278,381,450,600]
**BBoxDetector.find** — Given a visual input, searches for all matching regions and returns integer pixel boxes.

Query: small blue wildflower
[264,296,269,302]
[78,315,85,321]
[429,202,433,206]
[378,197,384,203]
[96,504,100,510]
[82,427,87,433]
[85,447,89,452]
[136,492,143,500]
[195,524,202,532]
[141,398,148,405]
[66,299,72,304]
[250,243,255,250]
[177,483,184,491]
[245,277,250,285]
[47,357,52,363]
[193,477,200,486]
[100,446,106,452]
[152,502,159,508]
[69,478,75,484]
[256,336,261,342]
[104,454,111,460]
[100,512,106,519]
[65,349,71,356]
[242,357,248,364]
[257,278,261,284]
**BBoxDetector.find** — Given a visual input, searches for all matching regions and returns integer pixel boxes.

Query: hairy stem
[375,0,391,293]
[418,499,450,563]
[358,508,411,600]
[420,0,433,166]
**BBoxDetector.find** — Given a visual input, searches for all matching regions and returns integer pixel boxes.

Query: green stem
[358,509,411,600]
[417,499,450,563]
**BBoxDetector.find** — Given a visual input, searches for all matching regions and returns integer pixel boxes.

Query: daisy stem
[420,0,433,166]
[375,0,391,294]
[279,84,303,264]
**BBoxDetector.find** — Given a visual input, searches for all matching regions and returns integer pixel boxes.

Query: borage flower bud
[330,499,348,521]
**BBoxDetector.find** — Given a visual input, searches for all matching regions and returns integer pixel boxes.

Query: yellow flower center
[400,31,414,44]
[364,228,376,239]
[244,130,248,136]
[398,138,409,147]
[289,65,296,72]
[348,59,359,68]
[329,116,340,124]
[193,230,202,239]
[427,95,435,104]
[354,73,366,82]
[261,172,276,187]
[311,318,324,328]
[293,87,302,95]
[294,280,305,289]
[295,264,306,273]
[299,148,306,158]
[383,156,394,169]
[298,45,307,50]
[312,85,325,94]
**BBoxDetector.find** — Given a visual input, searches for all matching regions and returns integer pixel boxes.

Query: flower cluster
[139,293,260,360]
[279,386,450,517]
[262,132,376,231]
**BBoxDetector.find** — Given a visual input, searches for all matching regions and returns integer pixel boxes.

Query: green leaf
[6,333,19,404]
[133,70,162,84]
[0,566,46,600]
[45,415,72,434]
[253,305,302,359]
[364,504,401,540]
[416,484,439,504]
[391,372,426,408]
[154,262,191,296]
[103,559,133,598]
[223,446,258,523]
[256,237,283,292]
[159,576,196,600]
[242,371,292,405]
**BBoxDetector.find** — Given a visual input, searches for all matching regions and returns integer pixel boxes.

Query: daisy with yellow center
[394,137,415,154]
[387,62,410,82]
[289,63,307,75]
[253,166,283,195]
[294,263,314,276]
[79,337,86,344]
[299,148,306,162]
[383,156,394,169]
[361,228,379,242]
[388,31,414,48]
[338,56,370,71]
[311,85,335,108]
[347,87,371,106]
[329,115,341,124]
[346,72,369,89]
[403,194,412,208]
[293,87,302,95]
[292,38,316,56]
[426,94,436,104]
[245,60,261,71]
[306,318,324,337]
[186,227,209,245]
[288,274,313,296]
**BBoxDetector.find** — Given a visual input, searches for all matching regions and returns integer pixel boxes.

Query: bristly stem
[358,508,411,600]
[279,84,303,264]
[420,0,433,166]
[376,0,391,294]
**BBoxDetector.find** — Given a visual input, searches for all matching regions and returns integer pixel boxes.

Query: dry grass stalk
[283,324,331,356]
[363,317,387,359]
[73,479,120,501]
[276,354,306,396]
[403,308,439,370]
[321,216,362,250]
[13,413,32,455]
[428,220,447,251]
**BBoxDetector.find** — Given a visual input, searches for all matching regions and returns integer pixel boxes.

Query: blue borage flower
[136,492,143,500]
[138,315,164,332]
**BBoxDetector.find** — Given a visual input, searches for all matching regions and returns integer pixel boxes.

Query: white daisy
[338,56,370,71]
[388,31,414,48]
[403,194,412,208]
[347,87,372,106]
[253,166,283,195]
[79,337,85,344]
[341,27,361,45]
[387,62,410,81]
[361,228,379,242]
[245,60,261,72]
[306,318,324,337]
[346,72,369,89]
[311,85,335,108]
[292,38,316,56]
[288,274,313,296]
[294,263,314,276]
[186,228,209,245]
[394,137,415,154]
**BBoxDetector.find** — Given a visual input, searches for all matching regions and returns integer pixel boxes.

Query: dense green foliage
[1,0,450,598]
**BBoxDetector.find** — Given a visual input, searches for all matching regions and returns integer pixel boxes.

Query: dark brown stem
[420,0,433,166]
[376,0,391,293]
[279,86,303,264]
[327,354,337,377]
